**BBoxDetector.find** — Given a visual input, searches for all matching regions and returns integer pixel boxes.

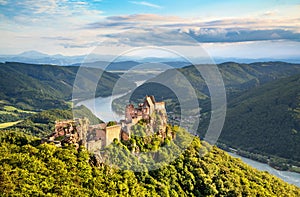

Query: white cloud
[1,2,300,57]
[0,0,104,31]
[0,0,7,5]
[74,1,88,5]
[87,13,300,33]
[129,1,162,9]
[15,0,58,14]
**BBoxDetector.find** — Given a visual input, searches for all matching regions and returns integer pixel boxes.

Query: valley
[77,81,300,186]
[109,61,300,173]
[2,0,300,195]
[0,60,300,195]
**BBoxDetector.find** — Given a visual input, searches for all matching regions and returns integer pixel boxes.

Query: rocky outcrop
[43,118,90,149]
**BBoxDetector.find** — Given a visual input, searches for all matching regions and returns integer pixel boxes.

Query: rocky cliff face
[76,118,90,147]
[43,118,90,148]
[151,109,168,137]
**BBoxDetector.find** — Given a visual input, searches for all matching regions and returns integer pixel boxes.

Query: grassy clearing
[0,120,23,129]
[0,100,8,104]
[0,110,17,115]
[66,101,73,108]
[3,106,36,114]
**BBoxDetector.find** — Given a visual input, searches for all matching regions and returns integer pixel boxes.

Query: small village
[43,96,168,153]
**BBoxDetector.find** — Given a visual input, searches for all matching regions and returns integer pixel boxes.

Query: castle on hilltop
[44,95,168,153]
[124,95,166,124]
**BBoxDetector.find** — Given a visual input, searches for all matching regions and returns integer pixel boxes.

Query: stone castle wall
[48,96,166,151]
[105,124,121,145]
[87,140,102,152]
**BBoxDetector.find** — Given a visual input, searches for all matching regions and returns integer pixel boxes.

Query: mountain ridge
[0,62,136,111]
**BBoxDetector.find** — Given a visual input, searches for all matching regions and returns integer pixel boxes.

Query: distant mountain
[18,50,49,58]
[0,51,86,66]
[74,60,190,71]
[114,61,300,113]
[4,50,299,68]
[213,57,300,64]
[0,62,135,111]
[75,60,140,70]
[0,51,192,70]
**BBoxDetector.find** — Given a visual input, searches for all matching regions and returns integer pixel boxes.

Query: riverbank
[227,152,300,187]
[75,92,300,187]
[217,142,300,174]
[75,92,128,122]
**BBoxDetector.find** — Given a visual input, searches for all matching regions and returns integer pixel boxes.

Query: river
[228,152,300,187]
[76,80,146,122]
[76,84,300,187]
[76,92,126,122]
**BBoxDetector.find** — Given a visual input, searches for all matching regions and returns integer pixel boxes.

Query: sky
[0,0,300,60]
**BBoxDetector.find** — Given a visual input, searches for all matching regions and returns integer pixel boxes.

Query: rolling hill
[220,73,300,162]
[0,62,136,111]
[113,61,300,114]
[112,61,300,166]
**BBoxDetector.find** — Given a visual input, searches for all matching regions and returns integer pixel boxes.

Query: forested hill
[0,62,135,111]
[0,129,299,196]
[220,73,300,162]
[113,61,300,110]
[112,61,300,169]
[181,61,300,98]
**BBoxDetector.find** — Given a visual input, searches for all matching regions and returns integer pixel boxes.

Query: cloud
[99,28,199,46]
[85,14,185,30]
[13,0,58,14]
[107,14,182,23]
[0,0,7,5]
[85,21,137,29]
[185,28,300,43]
[85,13,300,32]
[129,1,162,9]
[97,27,300,48]
[1,2,300,57]
[0,0,103,26]
[261,10,279,17]
[82,13,300,45]
[41,36,74,41]
[60,41,102,48]
[74,1,88,5]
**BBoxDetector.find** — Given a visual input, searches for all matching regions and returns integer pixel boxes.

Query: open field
[0,120,23,129]
[3,106,36,114]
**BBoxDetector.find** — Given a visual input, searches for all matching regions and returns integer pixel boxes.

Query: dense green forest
[1,61,300,195]
[0,62,135,111]
[113,61,300,110]
[219,73,300,163]
[112,62,300,167]
[1,128,299,196]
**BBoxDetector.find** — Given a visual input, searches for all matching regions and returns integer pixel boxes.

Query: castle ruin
[45,95,167,153]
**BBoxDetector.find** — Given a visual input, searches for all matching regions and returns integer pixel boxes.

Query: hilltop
[0,128,299,196]
[0,62,135,111]
[113,61,300,114]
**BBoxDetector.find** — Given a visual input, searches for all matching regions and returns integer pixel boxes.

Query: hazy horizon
[1,0,300,60]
